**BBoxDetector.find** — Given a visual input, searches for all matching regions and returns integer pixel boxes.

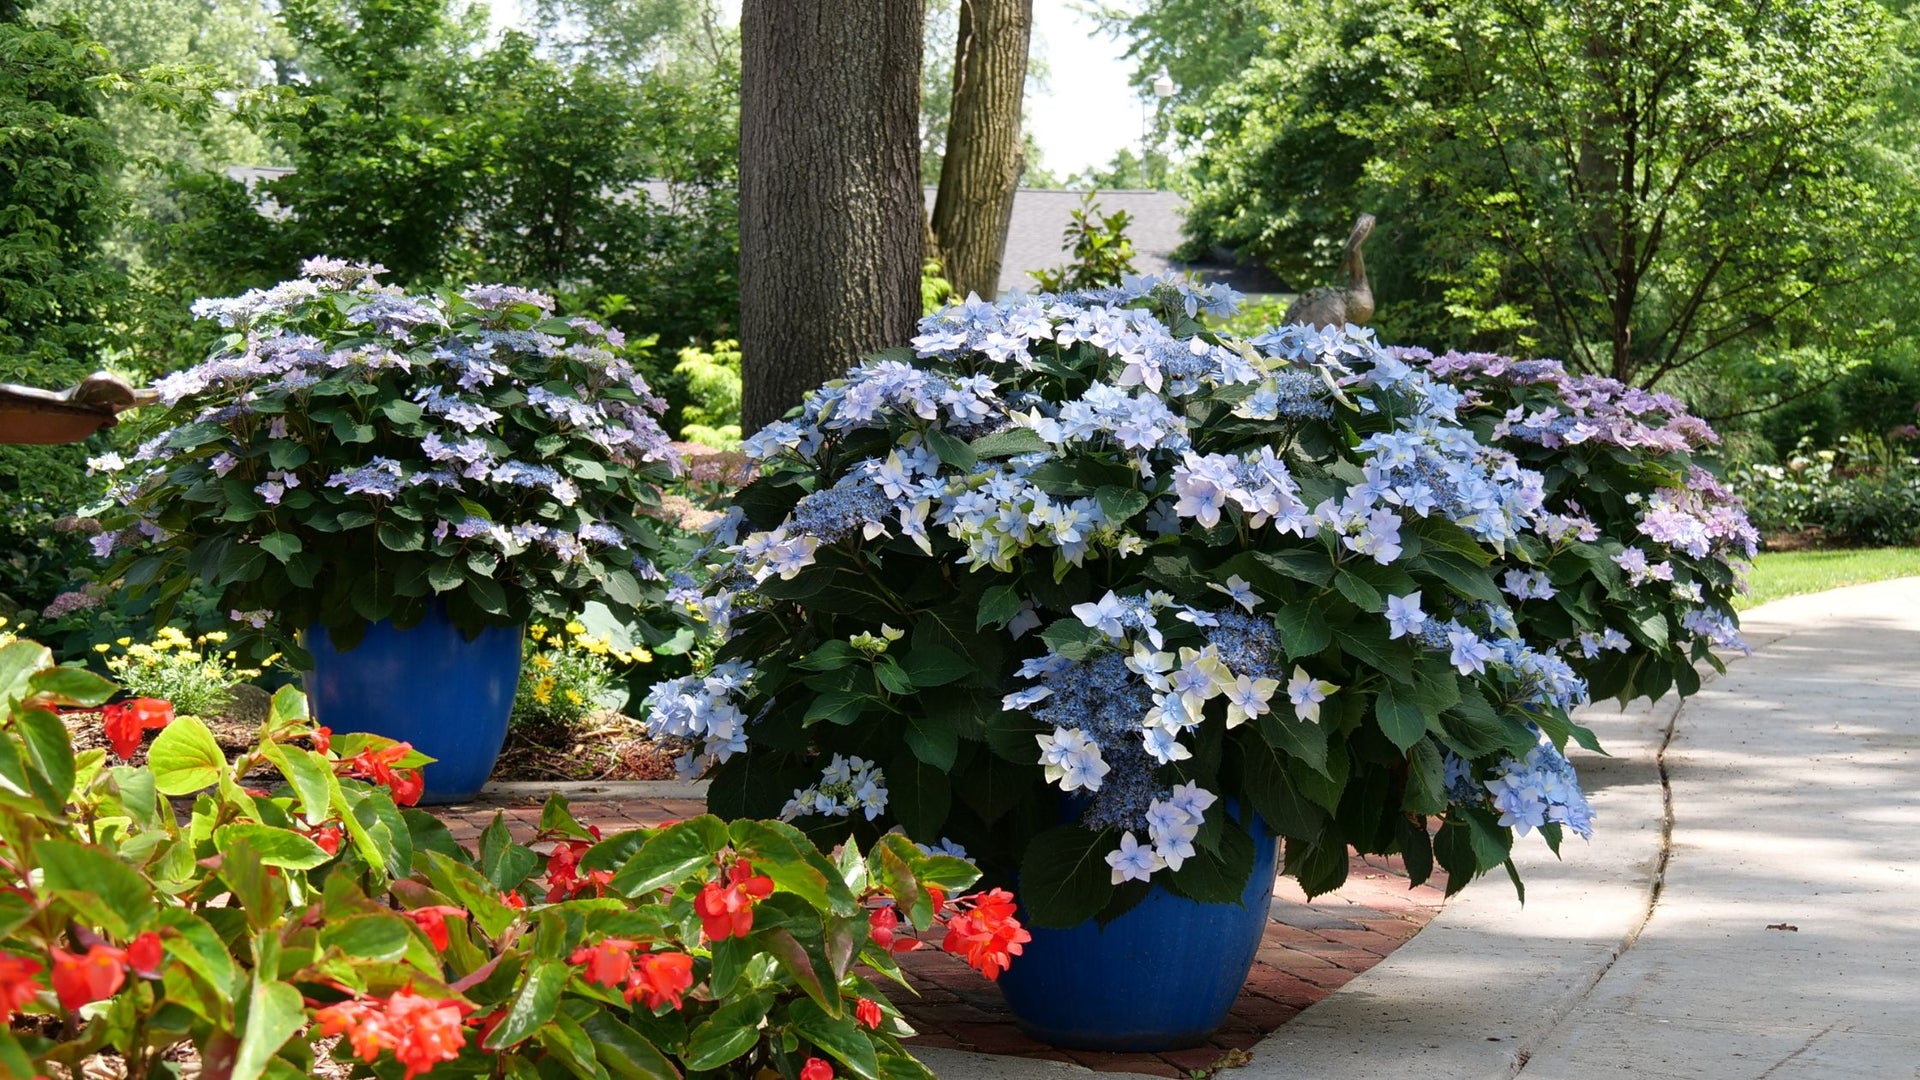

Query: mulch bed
[62,700,682,784]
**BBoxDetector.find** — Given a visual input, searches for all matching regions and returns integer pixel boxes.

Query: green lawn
[1738,548,1920,610]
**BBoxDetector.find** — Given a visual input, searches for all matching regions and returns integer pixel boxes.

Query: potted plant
[646,278,1754,1049]
[91,258,684,802]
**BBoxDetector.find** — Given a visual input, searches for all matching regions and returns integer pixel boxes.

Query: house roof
[937,187,1287,296]
[224,168,1285,295]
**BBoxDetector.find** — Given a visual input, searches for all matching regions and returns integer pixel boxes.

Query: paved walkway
[437,579,1920,1080]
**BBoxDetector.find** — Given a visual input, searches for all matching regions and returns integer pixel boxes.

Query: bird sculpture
[1281,213,1376,329]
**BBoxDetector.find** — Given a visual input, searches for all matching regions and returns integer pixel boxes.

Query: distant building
[946,187,1288,297]
[225,167,1285,296]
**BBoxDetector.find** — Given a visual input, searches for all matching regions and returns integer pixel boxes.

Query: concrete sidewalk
[922,579,1920,1080]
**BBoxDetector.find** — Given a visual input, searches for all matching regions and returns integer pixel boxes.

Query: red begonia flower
[125,932,164,979]
[569,937,638,990]
[48,944,126,1011]
[0,953,43,1021]
[406,906,467,952]
[626,951,694,1011]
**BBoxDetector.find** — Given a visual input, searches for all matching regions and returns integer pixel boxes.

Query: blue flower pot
[304,606,523,805]
[997,815,1280,1050]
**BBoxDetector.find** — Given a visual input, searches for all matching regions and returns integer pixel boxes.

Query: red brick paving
[432,795,1447,1079]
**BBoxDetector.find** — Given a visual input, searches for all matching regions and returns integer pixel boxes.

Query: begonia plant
[0,635,1021,1078]
[647,278,1754,927]
[89,259,683,656]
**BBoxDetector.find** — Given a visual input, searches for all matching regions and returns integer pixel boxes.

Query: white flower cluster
[1106,782,1217,884]
[779,754,889,822]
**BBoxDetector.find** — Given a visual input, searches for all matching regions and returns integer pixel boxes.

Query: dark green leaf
[969,427,1049,458]
[1017,825,1115,929]
[924,427,977,471]
[1094,485,1149,523]
[903,712,958,770]
[1372,684,1430,751]
[684,990,775,1070]
[260,532,303,564]
[975,584,1024,631]
[1274,597,1332,657]
[580,1011,681,1080]
[898,644,971,687]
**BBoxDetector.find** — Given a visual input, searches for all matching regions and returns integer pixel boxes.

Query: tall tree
[927,0,1032,298]
[1174,0,1917,389]
[0,0,125,609]
[738,0,924,433]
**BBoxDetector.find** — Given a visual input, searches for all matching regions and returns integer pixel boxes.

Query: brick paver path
[434,793,1447,1079]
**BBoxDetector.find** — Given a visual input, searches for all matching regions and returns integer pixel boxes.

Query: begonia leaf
[610,816,730,898]
[684,989,775,1070]
[487,960,567,1051]
[728,819,856,915]
[788,996,884,1080]
[146,716,227,795]
[0,641,50,717]
[38,838,152,938]
[580,1010,681,1080]
[27,664,114,708]
[214,823,332,870]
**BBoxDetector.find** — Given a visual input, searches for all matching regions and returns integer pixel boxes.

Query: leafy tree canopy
[1139,0,1920,391]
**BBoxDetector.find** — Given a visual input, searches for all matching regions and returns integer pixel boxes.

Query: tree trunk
[738,0,925,434]
[929,0,1032,299]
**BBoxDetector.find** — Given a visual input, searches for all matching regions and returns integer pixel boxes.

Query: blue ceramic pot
[304,605,523,805]
[997,813,1280,1050]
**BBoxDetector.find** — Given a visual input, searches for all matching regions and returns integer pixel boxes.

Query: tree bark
[738,0,925,434]
[929,0,1032,299]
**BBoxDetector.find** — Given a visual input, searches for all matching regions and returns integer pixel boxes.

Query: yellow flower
[529,624,548,642]
[531,655,555,671]
[564,689,584,705]
[202,631,228,643]
[116,637,132,647]
[93,643,111,654]
[565,621,587,637]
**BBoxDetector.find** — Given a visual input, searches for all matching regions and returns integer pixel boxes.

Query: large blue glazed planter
[303,605,523,805]
[997,813,1280,1051]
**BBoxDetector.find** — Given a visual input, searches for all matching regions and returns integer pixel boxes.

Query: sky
[484,2,1144,178]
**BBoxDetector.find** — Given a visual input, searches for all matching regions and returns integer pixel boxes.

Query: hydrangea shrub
[651,279,1753,926]
[90,260,685,656]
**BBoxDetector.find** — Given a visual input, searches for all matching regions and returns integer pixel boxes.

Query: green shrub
[1733,433,1920,546]
[674,338,743,450]
[1030,194,1138,293]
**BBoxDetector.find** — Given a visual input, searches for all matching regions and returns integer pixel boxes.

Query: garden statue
[0,371,153,445]
[1282,212,1376,328]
